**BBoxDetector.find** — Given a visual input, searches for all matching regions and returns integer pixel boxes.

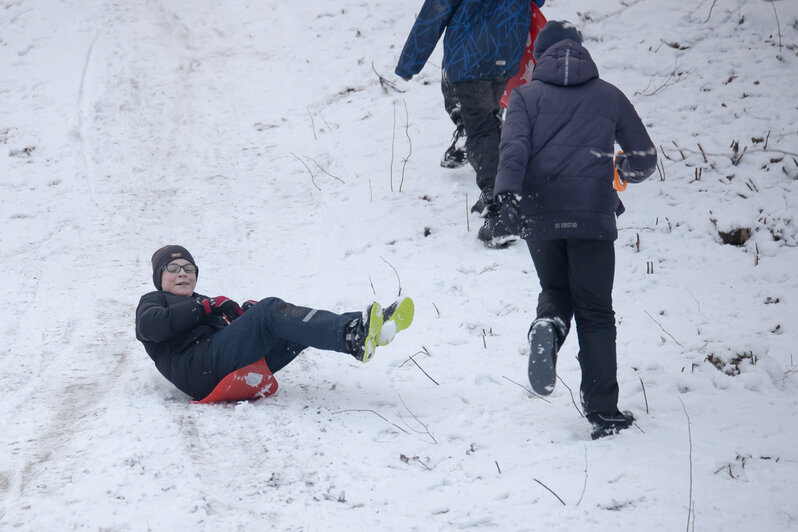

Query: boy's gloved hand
[241,300,258,312]
[614,152,629,178]
[496,192,524,236]
[198,296,243,322]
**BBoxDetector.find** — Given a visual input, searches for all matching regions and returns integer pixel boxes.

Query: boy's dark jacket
[494,39,657,241]
[395,0,532,83]
[136,291,226,399]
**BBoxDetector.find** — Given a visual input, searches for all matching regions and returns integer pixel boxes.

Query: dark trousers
[209,298,358,382]
[527,239,619,414]
[441,69,460,124]
[453,79,508,199]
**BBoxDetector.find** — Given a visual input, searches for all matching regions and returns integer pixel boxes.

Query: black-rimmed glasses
[163,263,197,274]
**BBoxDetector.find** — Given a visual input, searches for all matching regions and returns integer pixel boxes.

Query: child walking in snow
[492,21,657,438]
[135,245,413,401]
[395,0,544,246]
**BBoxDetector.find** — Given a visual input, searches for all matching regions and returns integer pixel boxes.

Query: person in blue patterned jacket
[493,21,657,439]
[395,0,544,246]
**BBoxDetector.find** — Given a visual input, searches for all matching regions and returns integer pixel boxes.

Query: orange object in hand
[613,151,627,191]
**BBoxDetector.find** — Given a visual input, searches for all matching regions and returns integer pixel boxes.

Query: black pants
[441,69,460,124]
[527,239,619,414]
[452,79,508,199]
[210,298,359,382]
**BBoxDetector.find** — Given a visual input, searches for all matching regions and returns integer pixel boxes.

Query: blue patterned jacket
[395,0,542,83]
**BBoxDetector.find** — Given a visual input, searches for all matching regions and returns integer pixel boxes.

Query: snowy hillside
[2,0,797,530]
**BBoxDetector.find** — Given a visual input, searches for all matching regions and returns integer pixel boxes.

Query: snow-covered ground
[2,0,797,529]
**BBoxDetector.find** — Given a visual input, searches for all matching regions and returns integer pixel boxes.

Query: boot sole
[360,303,384,363]
[528,322,557,395]
[483,235,517,249]
[441,159,468,169]
[377,297,414,346]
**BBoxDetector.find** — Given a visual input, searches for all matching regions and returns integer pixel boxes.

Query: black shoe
[441,125,467,169]
[470,191,489,215]
[441,144,467,169]
[527,319,559,395]
[344,303,384,363]
[587,410,635,440]
[478,210,516,248]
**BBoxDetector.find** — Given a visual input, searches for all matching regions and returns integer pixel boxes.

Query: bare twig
[380,256,402,297]
[675,144,798,159]
[556,376,584,417]
[400,98,412,192]
[371,61,406,94]
[306,156,345,184]
[306,108,317,140]
[466,194,471,232]
[415,457,432,471]
[332,409,409,434]
[399,394,438,443]
[576,445,588,506]
[679,398,695,532]
[732,145,747,166]
[404,353,440,386]
[637,60,689,97]
[639,377,650,414]
[502,375,551,403]
[687,289,701,313]
[291,152,320,191]
[432,302,441,317]
[703,0,717,24]
[770,0,783,54]
[644,309,684,347]
[533,478,566,506]
[495,461,502,474]
[390,102,396,191]
[368,276,376,296]
[656,158,666,181]
[672,140,686,160]
[697,143,708,163]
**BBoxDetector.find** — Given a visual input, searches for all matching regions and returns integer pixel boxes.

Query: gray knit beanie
[533,20,583,61]
[151,245,197,290]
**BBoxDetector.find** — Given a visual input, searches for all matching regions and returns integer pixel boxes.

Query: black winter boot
[587,410,635,440]
[344,303,383,363]
[527,318,563,395]
[441,122,467,169]
[478,206,516,248]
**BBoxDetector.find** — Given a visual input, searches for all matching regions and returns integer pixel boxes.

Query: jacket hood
[532,40,598,87]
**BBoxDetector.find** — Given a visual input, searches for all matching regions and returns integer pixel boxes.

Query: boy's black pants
[527,238,619,414]
[452,79,508,200]
[210,298,358,383]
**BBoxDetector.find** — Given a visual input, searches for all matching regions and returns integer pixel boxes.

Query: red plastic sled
[191,357,278,404]
[500,3,547,108]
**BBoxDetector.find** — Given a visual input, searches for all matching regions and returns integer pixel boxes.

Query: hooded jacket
[494,39,657,241]
[136,291,228,399]
[395,0,532,83]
